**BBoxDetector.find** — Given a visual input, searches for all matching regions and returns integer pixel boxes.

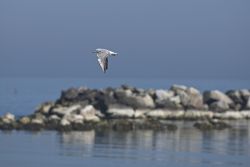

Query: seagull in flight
[93,48,118,73]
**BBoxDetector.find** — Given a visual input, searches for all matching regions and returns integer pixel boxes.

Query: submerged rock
[194,119,231,130]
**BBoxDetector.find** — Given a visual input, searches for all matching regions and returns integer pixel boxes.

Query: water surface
[0,121,249,167]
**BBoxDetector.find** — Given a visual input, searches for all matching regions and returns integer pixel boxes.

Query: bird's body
[93,48,118,73]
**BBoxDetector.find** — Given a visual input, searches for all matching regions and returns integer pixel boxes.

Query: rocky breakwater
[1,85,250,131]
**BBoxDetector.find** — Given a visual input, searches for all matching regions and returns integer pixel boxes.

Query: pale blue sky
[0,0,249,79]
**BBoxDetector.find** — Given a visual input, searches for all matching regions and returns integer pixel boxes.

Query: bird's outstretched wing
[98,57,108,73]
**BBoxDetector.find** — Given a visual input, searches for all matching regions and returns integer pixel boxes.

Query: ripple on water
[0,121,250,167]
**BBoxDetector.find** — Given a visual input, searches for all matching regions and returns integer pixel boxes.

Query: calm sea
[0,78,250,167]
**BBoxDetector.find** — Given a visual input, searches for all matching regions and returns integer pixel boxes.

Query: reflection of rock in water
[59,130,95,157]
[56,121,250,161]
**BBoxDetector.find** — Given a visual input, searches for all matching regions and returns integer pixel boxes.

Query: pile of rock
[0,85,250,131]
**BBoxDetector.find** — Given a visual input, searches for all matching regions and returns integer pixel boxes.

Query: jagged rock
[58,119,72,131]
[2,113,15,122]
[0,113,17,130]
[1,118,12,124]
[0,121,16,130]
[19,117,31,125]
[22,118,45,131]
[226,90,250,110]
[51,105,81,117]
[46,115,60,129]
[114,89,155,109]
[80,105,101,122]
[204,90,233,104]
[245,97,250,109]
[185,87,204,109]
[49,114,61,121]
[60,119,70,126]
[226,90,244,106]
[32,113,46,122]
[170,85,187,92]
[57,87,93,107]
[209,101,230,112]
[155,89,182,109]
[145,88,156,98]
[63,114,84,124]
[155,89,174,101]
[134,109,151,118]
[35,101,54,115]
[240,89,250,101]
[171,85,204,110]
[31,118,44,125]
[107,105,135,118]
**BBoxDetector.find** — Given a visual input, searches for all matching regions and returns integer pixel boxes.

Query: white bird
[93,48,118,73]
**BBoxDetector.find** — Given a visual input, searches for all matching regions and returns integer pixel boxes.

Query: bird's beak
[92,51,97,53]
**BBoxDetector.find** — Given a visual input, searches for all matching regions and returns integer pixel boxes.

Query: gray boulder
[62,114,84,124]
[226,90,244,105]
[1,113,15,124]
[80,105,101,122]
[114,89,155,109]
[19,117,31,125]
[204,90,233,104]
[245,97,250,109]
[51,105,81,117]
[209,101,230,112]
[106,105,135,118]
[240,89,250,101]
[35,101,54,115]
[3,113,15,122]
[170,84,187,93]
[171,85,204,109]
[154,90,183,109]
[155,89,174,100]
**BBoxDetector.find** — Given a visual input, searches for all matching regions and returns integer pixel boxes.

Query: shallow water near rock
[0,120,249,167]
